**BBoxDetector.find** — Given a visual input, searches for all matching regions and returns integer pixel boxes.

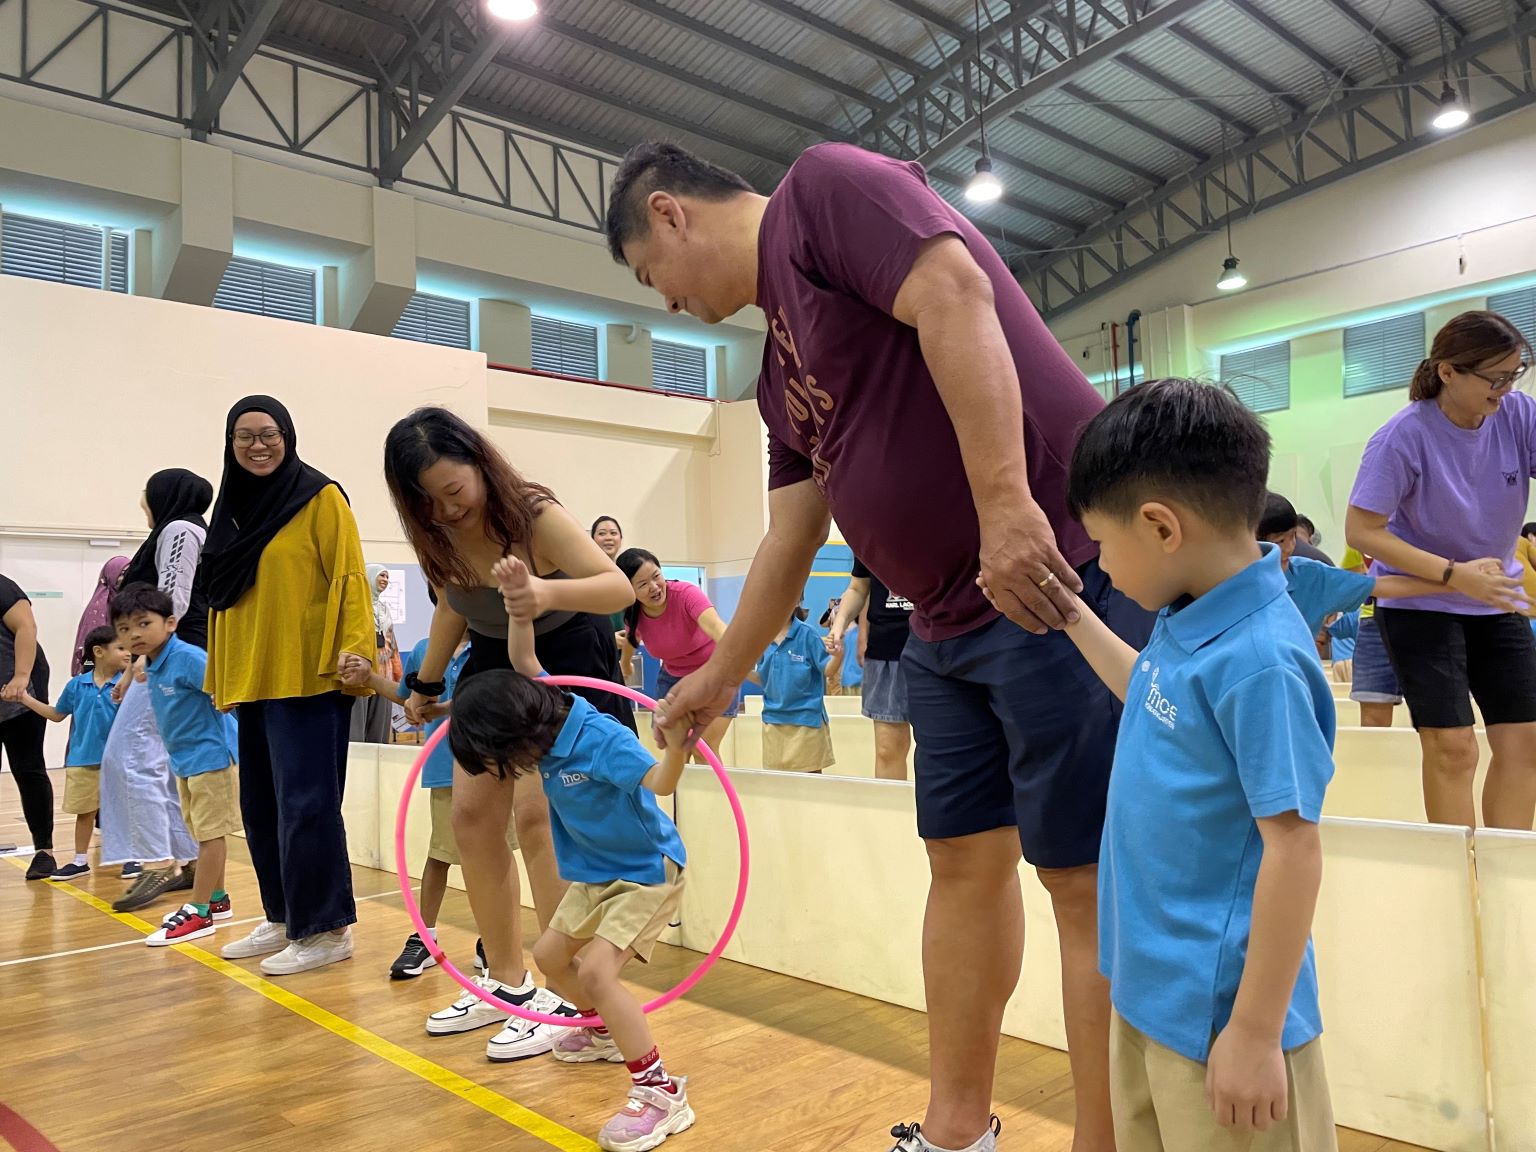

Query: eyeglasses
[1458,361,1530,391]
[232,428,284,447]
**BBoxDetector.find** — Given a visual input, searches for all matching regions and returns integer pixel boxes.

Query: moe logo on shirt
[559,770,589,787]
[1143,666,1178,730]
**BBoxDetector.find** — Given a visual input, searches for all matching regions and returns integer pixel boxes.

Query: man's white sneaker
[259,928,353,975]
[221,919,287,959]
[486,987,582,1062]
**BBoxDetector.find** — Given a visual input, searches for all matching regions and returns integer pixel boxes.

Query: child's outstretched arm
[18,693,65,723]
[980,574,1136,701]
[642,725,690,796]
[339,653,407,702]
[494,555,545,677]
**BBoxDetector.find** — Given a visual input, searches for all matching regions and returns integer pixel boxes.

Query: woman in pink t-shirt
[618,548,737,758]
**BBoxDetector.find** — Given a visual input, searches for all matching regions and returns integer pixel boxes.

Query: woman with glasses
[1347,311,1536,828]
[203,396,376,974]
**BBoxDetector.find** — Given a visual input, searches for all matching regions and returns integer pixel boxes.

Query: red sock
[626,1047,677,1094]
[577,1010,608,1038]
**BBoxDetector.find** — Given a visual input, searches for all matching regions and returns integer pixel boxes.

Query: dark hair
[604,142,755,263]
[1524,522,1536,539]
[1067,379,1271,531]
[590,516,623,538]
[81,625,119,669]
[109,582,175,622]
[616,547,662,647]
[384,407,557,590]
[1411,311,1533,401]
[447,671,569,780]
[1257,492,1300,539]
[1297,515,1316,536]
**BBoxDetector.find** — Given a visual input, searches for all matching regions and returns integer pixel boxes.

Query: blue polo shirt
[399,638,472,790]
[1286,556,1374,635]
[537,691,686,886]
[755,617,830,728]
[54,671,121,767]
[1102,543,1335,1063]
[144,635,237,778]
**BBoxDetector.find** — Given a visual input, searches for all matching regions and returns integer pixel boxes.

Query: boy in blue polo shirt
[449,555,694,1152]
[111,584,239,947]
[1258,492,1448,637]
[20,625,129,879]
[748,601,834,773]
[983,380,1338,1151]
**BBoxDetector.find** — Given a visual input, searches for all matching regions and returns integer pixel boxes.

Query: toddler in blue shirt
[748,603,834,773]
[21,625,128,880]
[983,380,1339,1152]
[449,555,694,1152]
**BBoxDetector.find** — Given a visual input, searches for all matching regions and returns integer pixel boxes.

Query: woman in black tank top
[383,408,636,1020]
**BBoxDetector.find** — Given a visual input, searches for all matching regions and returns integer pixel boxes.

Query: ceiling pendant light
[1215,124,1248,292]
[1432,80,1470,130]
[964,0,1003,205]
[487,0,538,21]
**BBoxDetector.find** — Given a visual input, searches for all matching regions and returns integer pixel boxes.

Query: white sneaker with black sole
[486,987,582,1062]
[889,1117,1001,1152]
[426,974,533,1035]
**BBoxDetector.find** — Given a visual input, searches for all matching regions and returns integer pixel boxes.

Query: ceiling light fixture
[964,0,1003,204]
[487,0,538,22]
[1215,124,1248,292]
[1432,80,1470,130]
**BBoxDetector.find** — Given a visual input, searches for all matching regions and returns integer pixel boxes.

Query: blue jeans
[237,692,356,939]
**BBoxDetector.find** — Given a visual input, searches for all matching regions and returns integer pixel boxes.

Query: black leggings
[0,711,53,850]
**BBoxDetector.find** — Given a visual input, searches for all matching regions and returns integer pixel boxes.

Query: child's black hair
[448,670,570,780]
[1257,492,1300,539]
[1296,514,1317,538]
[1067,378,1271,531]
[81,625,120,669]
[109,582,175,622]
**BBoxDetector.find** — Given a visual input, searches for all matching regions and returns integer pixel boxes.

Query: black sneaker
[121,862,142,879]
[113,866,178,913]
[25,852,57,881]
[50,861,91,881]
[475,937,488,976]
[391,933,438,980]
[168,863,195,892]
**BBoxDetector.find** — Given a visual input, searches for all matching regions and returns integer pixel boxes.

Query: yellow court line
[7,859,599,1152]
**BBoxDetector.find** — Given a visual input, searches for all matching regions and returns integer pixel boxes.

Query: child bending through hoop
[449,553,695,1152]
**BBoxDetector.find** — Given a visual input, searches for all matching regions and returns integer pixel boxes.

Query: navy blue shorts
[902,560,1154,869]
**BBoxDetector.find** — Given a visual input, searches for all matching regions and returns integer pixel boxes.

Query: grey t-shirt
[0,574,50,724]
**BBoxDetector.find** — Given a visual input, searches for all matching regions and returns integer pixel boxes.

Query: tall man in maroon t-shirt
[606,141,1152,1152]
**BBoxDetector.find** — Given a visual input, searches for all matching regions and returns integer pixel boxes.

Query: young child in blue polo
[111,583,240,947]
[20,625,129,880]
[748,601,834,773]
[982,379,1339,1152]
[449,555,693,1152]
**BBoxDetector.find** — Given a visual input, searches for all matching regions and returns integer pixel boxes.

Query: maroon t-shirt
[756,143,1103,642]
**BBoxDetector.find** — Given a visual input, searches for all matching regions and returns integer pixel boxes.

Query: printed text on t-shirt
[771,307,833,490]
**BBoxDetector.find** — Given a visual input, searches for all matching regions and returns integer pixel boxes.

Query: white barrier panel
[342,742,382,870]
[1330,729,1495,826]
[1472,830,1536,1152]
[1315,819,1488,1152]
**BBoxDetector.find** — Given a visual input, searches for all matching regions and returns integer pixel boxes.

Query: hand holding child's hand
[419,701,451,723]
[493,555,546,622]
[338,653,372,688]
[1205,1019,1289,1132]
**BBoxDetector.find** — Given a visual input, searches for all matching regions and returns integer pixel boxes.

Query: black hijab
[202,396,339,611]
[121,469,214,588]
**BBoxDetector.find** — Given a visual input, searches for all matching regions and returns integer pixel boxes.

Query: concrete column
[318,265,341,327]
[339,186,416,334]
[131,228,154,296]
[721,337,759,401]
[604,322,652,387]
[152,139,233,304]
[477,298,532,366]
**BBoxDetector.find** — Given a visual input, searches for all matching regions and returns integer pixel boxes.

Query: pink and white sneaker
[551,1026,625,1064]
[598,1081,695,1152]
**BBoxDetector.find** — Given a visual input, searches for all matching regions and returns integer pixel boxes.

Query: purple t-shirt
[1350,391,1536,614]
[633,580,716,675]
[755,143,1103,643]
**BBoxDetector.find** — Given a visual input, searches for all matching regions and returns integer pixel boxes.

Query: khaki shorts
[1110,1011,1337,1152]
[177,767,243,842]
[549,859,685,963]
[427,786,519,865]
[62,766,100,815]
[763,722,834,773]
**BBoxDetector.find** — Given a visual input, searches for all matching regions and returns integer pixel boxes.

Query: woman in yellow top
[202,395,375,976]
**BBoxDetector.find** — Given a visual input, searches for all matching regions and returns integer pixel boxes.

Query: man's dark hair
[1257,492,1300,539]
[448,671,570,780]
[81,625,119,668]
[604,142,754,264]
[1067,379,1271,531]
[109,582,174,622]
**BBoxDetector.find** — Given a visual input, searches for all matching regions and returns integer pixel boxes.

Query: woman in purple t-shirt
[617,548,738,759]
[1346,311,1535,829]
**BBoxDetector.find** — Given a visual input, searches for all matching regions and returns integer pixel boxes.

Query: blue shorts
[902,560,1154,869]
[654,665,741,719]
[1349,614,1401,704]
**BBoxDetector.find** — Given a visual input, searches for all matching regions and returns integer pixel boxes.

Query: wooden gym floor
[1,771,1427,1152]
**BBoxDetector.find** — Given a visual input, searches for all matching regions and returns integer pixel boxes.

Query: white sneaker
[426,975,529,1036]
[221,919,288,959]
[889,1117,1000,1152]
[486,987,581,1062]
[598,1080,696,1152]
[259,928,354,976]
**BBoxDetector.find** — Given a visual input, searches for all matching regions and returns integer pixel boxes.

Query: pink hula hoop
[394,675,750,1029]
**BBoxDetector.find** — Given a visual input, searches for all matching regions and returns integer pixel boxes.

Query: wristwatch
[405,672,447,697]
